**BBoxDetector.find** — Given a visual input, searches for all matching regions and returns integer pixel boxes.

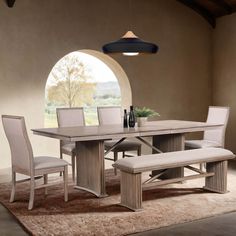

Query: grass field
[44,107,99,127]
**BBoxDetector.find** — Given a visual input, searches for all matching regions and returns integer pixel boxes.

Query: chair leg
[44,174,48,195]
[28,176,35,210]
[10,170,16,203]
[137,146,141,156]
[114,152,118,175]
[200,163,204,171]
[63,166,68,202]
[60,150,63,177]
[71,153,76,182]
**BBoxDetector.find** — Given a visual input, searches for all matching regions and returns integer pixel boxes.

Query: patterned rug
[0,169,236,236]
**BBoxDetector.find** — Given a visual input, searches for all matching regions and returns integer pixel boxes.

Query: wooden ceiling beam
[177,0,216,28]
[208,0,232,14]
[6,0,15,8]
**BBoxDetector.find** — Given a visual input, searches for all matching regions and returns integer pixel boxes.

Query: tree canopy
[46,54,96,107]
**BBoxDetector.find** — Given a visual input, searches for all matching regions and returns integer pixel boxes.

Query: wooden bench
[113,147,235,211]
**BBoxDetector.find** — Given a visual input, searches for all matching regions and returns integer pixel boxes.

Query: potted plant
[134,107,160,127]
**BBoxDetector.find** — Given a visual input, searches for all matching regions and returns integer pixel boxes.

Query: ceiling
[5,0,236,28]
[177,0,236,28]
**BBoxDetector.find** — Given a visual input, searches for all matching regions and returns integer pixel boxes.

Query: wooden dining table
[32,120,223,197]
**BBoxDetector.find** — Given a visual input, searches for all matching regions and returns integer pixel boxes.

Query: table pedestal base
[152,134,185,179]
[75,140,107,197]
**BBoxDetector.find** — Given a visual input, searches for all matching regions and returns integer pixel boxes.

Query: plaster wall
[213,13,236,153]
[0,0,212,168]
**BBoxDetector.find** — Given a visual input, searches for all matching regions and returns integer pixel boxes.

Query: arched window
[45,50,131,127]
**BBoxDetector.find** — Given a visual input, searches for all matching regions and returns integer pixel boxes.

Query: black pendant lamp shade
[102,31,158,56]
[6,0,16,7]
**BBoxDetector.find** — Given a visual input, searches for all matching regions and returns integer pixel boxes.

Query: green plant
[134,107,159,117]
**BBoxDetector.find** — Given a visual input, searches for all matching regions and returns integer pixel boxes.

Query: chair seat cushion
[104,140,141,152]
[34,156,68,170]
[185,140,221,149]
[62,143,76,154]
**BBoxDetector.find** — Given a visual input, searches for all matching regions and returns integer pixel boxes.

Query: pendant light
[102,0,158,56]
[102,31,158,56]
[6,0,16,7]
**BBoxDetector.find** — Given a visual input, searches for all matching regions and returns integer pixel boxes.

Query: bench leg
[204,161,228,194]
[120,171,142,211]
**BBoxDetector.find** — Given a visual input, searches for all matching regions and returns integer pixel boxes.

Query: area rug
[0,169,236,236]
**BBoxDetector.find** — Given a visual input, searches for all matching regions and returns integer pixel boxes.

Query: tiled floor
[129,211,236,236]
[0,204,28,236]
[0,161,236,236]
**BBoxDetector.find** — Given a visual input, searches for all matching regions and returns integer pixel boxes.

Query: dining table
[32,120,223,197]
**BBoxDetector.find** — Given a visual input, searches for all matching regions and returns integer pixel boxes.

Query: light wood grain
[75,140,107,197]
[114,148,234,211]
[10,170,16,203]
[2,115,69,211]
[32,120,225,198]
[32,120,224,142]
[204,160,228,193]
[152,133,185,179]
[120,171,142,211]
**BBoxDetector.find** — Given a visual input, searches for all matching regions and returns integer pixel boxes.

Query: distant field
[45,81,121,127]
[45,108,100,127]
[44,113,57,127]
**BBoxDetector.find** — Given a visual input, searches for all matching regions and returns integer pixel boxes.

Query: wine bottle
[128,106,135,128]
[123,109,128,128]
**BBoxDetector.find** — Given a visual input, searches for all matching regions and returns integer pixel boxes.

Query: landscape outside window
[45,52,121,127]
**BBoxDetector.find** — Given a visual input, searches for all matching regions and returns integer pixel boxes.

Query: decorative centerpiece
[134,107,159,127]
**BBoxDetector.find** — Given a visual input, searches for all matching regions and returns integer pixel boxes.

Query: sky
[74,52,117,82]
[46,51,117,86]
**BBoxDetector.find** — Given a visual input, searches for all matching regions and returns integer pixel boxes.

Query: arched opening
[45,50,132,127]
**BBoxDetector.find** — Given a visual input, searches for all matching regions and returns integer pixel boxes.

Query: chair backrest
[97,106,122,125]
[203,106,230,147]
[56,107,85,128]
[2,115,33,175]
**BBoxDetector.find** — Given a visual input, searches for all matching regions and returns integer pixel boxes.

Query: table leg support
[152,134,185,179]
[75,140,107,197]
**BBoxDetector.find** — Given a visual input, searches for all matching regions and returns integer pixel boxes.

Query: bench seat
[113,148,234,174]
[113,147,235,211]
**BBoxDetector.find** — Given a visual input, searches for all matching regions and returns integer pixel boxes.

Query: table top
[32,120,224,142]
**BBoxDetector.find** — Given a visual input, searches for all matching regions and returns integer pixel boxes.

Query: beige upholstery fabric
[97,106,141,153]
[56,107,85,181]
[204,106,229,146]
[57,108,85,128]
[97,106,122,125]
[2,116,33,174]
[113,148,235,173]
[57,107,85,153]
[61,143,76,154]
[2,115,69,210]
[34,156,68,170]
[185,106,229,149]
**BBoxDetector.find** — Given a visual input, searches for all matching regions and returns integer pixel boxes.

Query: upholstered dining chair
[56,107,85,181]
[185,106,230,149]
[97,106,141,174]
[185,106,230,169]
[2,115,68,210]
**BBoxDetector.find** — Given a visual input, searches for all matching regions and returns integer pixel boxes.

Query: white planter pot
[137,117,148,127]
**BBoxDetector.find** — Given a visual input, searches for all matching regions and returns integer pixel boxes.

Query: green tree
[46,54,96,107]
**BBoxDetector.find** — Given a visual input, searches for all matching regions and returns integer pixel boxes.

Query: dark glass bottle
[123,109,128,128]
[128,106,135,128]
